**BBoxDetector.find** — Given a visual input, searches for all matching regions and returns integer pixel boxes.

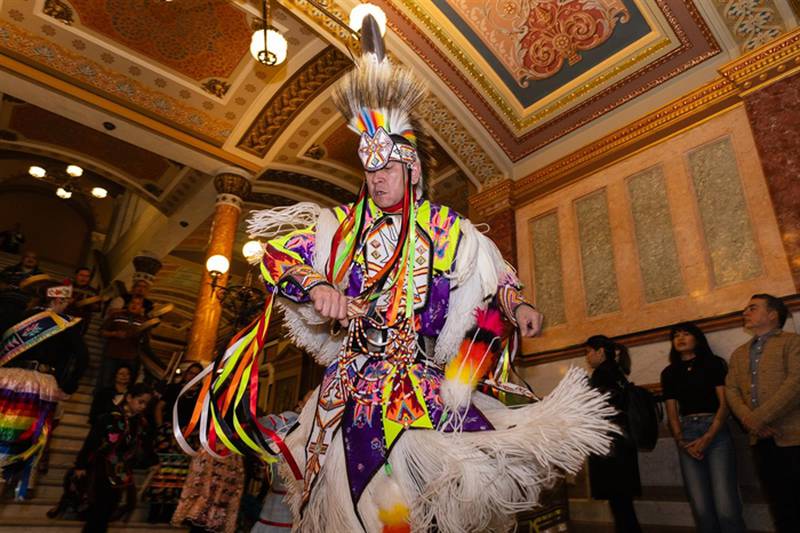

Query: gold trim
[720,27,800,95]
[0,55,260,173]
[394,0,669,130]
[473,28,800,208]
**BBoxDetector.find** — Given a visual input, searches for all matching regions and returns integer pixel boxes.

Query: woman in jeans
[660,322,746,533]
[585,335,642,533]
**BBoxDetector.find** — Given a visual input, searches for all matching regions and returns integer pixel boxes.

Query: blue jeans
[678,414,746,533]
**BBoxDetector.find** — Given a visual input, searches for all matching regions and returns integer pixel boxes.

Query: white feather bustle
[280,367,617,533]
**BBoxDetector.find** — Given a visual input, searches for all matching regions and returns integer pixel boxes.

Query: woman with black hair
[75,382,154,533]
[585,335,642,533]
[660,322,745,533]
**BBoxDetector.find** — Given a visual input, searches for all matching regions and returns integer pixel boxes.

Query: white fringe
[281,367,617,533]
[434,220,512,365]
[276,300,341,367]
[247,203,322,239]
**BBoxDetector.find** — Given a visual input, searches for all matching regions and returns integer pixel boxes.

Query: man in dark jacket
[0,281,88,499]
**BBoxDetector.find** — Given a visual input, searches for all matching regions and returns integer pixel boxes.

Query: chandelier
[250,1,386,66]
[27,164,109,200]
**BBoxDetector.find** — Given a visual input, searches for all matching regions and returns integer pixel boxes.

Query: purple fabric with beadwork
[339,361,492,505]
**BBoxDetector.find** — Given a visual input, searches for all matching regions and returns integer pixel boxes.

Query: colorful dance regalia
[176,14,616,533]
[0,302,88,499]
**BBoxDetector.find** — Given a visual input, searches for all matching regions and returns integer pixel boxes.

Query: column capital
[213,166,253,199]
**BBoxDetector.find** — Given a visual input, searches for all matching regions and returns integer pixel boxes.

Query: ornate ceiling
[2,0,795,195]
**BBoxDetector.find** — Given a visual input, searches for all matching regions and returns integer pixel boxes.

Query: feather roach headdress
[331,16,427,175]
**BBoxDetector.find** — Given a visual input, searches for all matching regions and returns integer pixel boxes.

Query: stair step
[36,467,153,488]
[49,436,84,453]
[69,392,93,405]
[0,501,161,525]
[63,403,90,416]
[60,412,89,426]
[0,518,185,532]
[52,423,90,440]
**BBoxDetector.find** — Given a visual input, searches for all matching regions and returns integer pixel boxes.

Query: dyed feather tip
[441,307,505,419]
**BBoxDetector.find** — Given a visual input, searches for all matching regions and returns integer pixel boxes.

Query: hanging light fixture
[26,163,111,200]
[28,166,47,178]
[248,1,388,66]
[66,164,83,177]
[250,0,288,66]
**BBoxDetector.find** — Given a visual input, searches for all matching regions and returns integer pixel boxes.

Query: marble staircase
[0,309,185,531]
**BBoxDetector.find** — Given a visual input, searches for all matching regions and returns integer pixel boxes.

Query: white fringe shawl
[280,367,617,532]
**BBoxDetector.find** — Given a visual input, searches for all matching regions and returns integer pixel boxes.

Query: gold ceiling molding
[284,0,358,47]
[472,28,800,209]
[0,55,260,173]
[393,0,668,131]
[0,23,234,144]
[43,0,74,26]
[416,96,503,184]
[201,78,231,98]
[237,46,351,157]
[719,27,800,94]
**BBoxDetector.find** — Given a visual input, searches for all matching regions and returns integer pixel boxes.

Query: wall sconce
[242,239,263,262]
[205,254,230,295]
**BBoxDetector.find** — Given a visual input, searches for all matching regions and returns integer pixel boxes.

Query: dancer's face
[365,162,419,209]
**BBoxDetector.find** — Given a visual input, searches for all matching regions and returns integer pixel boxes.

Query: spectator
[0,250,42,288]
[172,451,245,533]
[0,223,26,254]
[74,383,154,533]
[68,267,101,336]
[145,362,204,524]
[585,335,642,533]
[661,322,745,532]
[107,280,154,317]
[251,391,313,533]
[89,365,132,425]
[0,281,88,499]
[725,294,800,533]
[97,296,154,388]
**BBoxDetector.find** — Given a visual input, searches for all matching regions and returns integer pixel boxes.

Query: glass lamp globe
[250,28,288,66]
[242,240,263,260]
[56,187,73,199]
[66,165,84,177]
[349,3,387,36]
[91,187,108,199]
[206,254,230,275]
[28,166,46,178]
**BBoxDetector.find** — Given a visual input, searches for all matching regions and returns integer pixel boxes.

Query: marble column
[468,179,517,268]
[185,167,252,363]
[742,71,800,290]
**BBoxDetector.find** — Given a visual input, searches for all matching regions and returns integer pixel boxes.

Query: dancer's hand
[515,304,543,337]
[310,284,349,325]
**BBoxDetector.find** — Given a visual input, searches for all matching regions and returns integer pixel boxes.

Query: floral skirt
[172,451,245,533]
